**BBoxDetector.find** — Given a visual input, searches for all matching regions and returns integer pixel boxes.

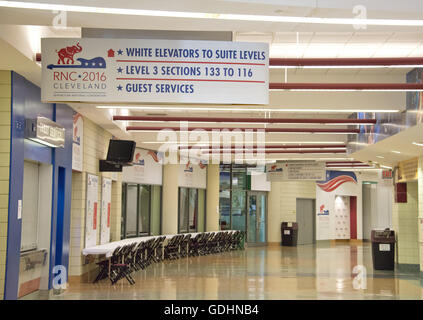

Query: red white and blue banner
[41,38,269,105]
[317,171,357,193]
[122,148,163,185]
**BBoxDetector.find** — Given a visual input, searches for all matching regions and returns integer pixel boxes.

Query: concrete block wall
[392,181,420,266]
[68,116,122,280]
[0,71,10,299]
[268,180,316,243]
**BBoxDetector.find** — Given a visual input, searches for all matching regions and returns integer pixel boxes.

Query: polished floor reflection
[23,242,423,300]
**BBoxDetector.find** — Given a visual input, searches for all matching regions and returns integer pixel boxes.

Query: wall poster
[85,173,99,248]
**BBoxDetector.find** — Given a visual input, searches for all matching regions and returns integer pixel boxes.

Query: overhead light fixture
[140,140,346,145]
[269,57,423,69]
[376,155,385,159]
[2,1,423,27]
[98,106,400,113]
[269,83,423,92]
[391,150,401,154]
[412,141,423,147]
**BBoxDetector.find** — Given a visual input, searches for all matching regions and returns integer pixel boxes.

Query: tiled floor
[22,242,423,300]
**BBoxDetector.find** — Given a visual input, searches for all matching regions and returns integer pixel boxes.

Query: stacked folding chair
[109,243,136,285]
[180,234,191,258]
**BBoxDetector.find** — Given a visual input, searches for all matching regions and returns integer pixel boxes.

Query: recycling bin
[371,229,395,270]
[281,222,298,246]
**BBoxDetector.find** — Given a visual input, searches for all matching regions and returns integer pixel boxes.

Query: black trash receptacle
[371,229,395,270]
[281,222,298,246]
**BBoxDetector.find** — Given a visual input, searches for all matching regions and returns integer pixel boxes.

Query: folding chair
[93,246,121,283]
[180,234,191,258]
[109,244,136,285]
[188,233,202,257]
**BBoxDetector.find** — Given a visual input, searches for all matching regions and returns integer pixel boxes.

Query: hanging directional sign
[41,38,269,105]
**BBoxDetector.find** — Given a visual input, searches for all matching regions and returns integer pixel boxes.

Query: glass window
[179,187,189,233]
[122,183,161,239]
[179,187,205,233]
[138,185,150,235]
[125,184,138,238]
[218,164,248,232]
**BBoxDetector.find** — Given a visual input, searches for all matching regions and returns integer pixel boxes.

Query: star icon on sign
[117,67,123,73]
[117,49,123,55]
[117,85,123,91]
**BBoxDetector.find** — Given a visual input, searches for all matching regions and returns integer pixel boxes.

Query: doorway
[246,191,267,245]
[296,198,316,245]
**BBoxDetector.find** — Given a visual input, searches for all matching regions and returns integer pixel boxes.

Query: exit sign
[382,170,393,179]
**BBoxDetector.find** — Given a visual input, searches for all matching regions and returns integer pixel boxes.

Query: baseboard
[267,242,281,247]
[396,263,420,273]
[330,239,363,245]
[68,267,99,284]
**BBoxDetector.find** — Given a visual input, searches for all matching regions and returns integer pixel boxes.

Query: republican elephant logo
[56,42,82,64]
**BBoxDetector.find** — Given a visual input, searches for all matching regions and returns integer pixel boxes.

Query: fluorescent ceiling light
[412,141,423,147]
[98,106,400,113]
[380,165,393,169]
[391,150,401,154]
[376,155,385,159]
[2,1,423,27]
[140,141,345,144]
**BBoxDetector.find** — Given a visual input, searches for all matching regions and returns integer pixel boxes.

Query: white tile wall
[268,180,316,243]
[69,117,122,277]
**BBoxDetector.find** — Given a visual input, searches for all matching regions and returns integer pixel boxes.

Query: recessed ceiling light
[376,155,385,159]
[412,141,423,147]
[391,150,401,154]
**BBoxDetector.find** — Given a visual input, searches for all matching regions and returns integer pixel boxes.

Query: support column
[418,157,423,273]
[206,164,220,231]
[162,164,179,234]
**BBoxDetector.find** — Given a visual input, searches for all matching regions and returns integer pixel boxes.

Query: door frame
[246,191,268,246]
[296,198,316,245]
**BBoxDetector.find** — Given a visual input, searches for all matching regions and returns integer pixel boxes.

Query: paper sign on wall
[72,113,83,171]
[41,38,269,105]
[100,177,112,244]
[85,174,99,248]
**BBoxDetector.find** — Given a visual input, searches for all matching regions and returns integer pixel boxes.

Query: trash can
[281,222,298,246]
[371,229,395,270]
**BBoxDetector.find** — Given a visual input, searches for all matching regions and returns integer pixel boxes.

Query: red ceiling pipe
[326,164,371,167]
[180,144,347,149]
[114,115,376,124]
[326,161,364,164]
[126,126,360,133]
[269,83,423,90]
[269,57,423,67]
[202,149,346,154]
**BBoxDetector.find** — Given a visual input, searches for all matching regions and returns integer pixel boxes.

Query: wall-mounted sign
[26,116,65,148]
[72,113,83,171]
[179,160,207,189]
[41,38,269,105]
[85,174,99,248]
[396,157,418,182]
[100,177,112,245]
[266,161,326,181]
[317,171,357,193]
[122,148,163,185]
